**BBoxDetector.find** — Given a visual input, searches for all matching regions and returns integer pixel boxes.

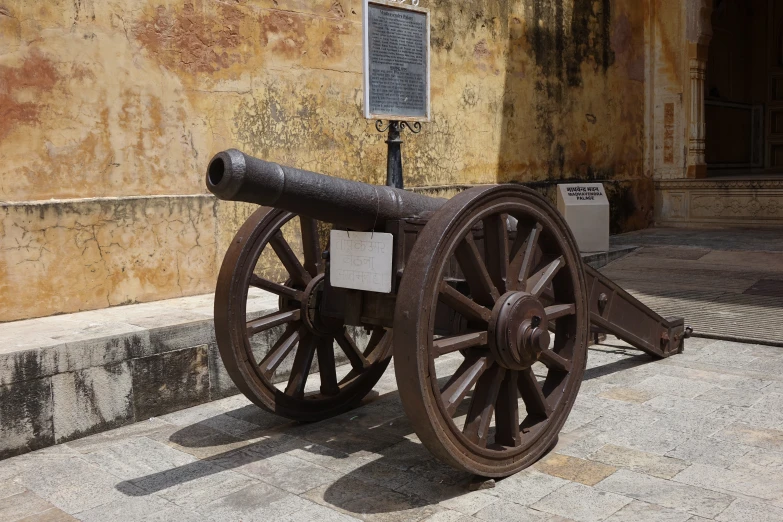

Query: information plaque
[329,230,395,294]
[363,0,431,121]
[556,183,610,253]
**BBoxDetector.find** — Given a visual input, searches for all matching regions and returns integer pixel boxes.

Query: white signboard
[363,0,431,121]
[330,230,395,293]
[556,183,610,253]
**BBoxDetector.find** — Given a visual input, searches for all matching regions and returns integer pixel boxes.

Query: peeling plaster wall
[1,0,653,321]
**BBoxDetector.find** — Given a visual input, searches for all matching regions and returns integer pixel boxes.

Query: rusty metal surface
[207,149,445,231]
[207,150,687,477]
[585,265,685,358]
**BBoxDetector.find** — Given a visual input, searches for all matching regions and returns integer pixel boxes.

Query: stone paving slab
[611,227,783,253]
[0,336,781,521]
[606,228,783,346]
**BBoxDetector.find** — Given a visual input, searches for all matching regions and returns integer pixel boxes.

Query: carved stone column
[685,0,713,178]
[688,56,707,177]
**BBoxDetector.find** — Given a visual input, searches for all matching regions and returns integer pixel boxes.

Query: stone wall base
[0,291,276,460]
[655,178,783,227]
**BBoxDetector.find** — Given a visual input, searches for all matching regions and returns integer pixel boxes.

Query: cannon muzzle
[207,149,444,230]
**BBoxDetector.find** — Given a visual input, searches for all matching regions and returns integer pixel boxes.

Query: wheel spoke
[363,328,389,362]
[509,223,542,290]
[455,234,500,307]
[250,275,304,301]
[247,309,301,337]
[285,333,317,398]
[518,367,552,418]
[432,332,488,357]
[258,325,301,377]
[463,364,505,448]
[316,336,340,396]
[539,348,572,373]
[336,330,370,371]
[300,216,321,277]
[438,282,492,324]
[440,354,490,416]
[526,256,565,298]
[545,303,575,321]
[270,232,312,287]
[495,371,521,447]
[483,214,509,295]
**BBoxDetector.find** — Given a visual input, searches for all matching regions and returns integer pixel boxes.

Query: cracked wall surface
[1,0,656,321]
[0,196,217,322]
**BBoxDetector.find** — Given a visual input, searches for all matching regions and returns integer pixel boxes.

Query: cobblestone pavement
[2,336,783,522]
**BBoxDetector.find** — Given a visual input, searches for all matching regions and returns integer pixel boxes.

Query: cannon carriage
[207,149,687,477]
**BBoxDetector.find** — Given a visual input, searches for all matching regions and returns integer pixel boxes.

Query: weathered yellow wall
[1,0,654,321]
[0,197,217,317]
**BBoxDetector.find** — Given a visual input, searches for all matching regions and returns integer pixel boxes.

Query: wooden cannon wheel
[394,185,589,477]
[215,207,392,422]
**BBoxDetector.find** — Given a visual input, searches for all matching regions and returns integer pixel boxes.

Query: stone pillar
[685,0,713,178]
[687,53,708,178]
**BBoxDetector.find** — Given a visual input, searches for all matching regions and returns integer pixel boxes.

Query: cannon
[207,149,687,477]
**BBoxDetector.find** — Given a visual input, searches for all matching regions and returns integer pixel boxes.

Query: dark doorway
[705,0,783,175]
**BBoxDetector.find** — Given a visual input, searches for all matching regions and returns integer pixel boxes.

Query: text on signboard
[566,186,603,201]
[367,3,428,117]
[330,231,394,293]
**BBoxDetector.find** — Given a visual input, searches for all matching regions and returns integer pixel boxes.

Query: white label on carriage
[330,231,394,293]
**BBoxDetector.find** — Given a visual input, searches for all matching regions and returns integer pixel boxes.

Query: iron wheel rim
[394,185,588,476]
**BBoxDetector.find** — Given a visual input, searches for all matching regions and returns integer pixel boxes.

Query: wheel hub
[489,292,551,370]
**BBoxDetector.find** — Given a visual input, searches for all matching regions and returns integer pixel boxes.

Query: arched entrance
[702,0,783,176]
[655,0,783,227]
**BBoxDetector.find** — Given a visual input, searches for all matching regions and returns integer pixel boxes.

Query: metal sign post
[363,0,430,189]
[375,120,421,189]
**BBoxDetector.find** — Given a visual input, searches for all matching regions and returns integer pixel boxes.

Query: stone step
[0,290,278,460]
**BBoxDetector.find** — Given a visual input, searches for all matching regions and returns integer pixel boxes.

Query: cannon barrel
[207,149,445,230]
